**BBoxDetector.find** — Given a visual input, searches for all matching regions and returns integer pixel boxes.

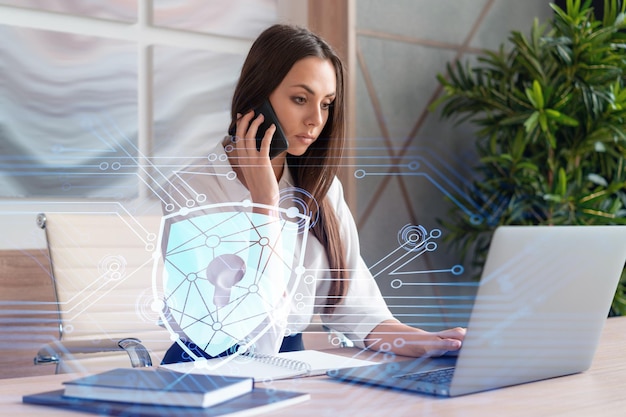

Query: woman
[160,24,465,364]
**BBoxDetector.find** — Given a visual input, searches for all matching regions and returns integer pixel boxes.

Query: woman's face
[268,56,337,156]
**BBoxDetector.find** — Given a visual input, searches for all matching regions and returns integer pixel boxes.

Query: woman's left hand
[365,320,466,357]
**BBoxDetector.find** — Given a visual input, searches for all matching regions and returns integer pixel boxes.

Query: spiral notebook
[160,350,377,382]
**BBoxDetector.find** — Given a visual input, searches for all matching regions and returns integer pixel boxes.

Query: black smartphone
[253,99,289,159]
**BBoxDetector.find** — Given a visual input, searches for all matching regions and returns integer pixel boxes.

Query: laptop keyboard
[396,367,455,384]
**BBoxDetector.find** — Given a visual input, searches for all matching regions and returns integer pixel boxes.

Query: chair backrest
[39,212,170,354]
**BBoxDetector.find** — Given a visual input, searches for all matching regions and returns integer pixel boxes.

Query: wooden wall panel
[0,249,58,379]
[308,0,357,210]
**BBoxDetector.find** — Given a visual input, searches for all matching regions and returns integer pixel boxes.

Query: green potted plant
[431,0,626,314]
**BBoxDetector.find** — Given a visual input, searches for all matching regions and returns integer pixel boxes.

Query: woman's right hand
[229,110,280,208]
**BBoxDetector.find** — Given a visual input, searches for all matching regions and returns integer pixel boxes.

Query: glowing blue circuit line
[49,147,119,153]
[0,171,127,176]
[63,257,154,320]
[78,115,119,152]
[388,242,440,276]
[371,243,429,279]
[391,268,459,275]
[87,117,173,201]
[369,237,428,270]
[165,170,233,210]
[0,202,133,213]
[2,158,131,170]
[359,170,478,218]
[397,282,479,286]
[364,296,476,301]
[175,170,231,177]
[387,305,474,309]
[7,172,134,176]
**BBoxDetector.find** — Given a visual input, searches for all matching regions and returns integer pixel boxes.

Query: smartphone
[253,99,289,159]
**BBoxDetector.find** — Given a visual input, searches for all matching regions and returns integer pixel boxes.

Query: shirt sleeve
[319,178,395,348]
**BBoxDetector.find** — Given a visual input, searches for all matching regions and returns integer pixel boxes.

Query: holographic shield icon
[153,202,309,362]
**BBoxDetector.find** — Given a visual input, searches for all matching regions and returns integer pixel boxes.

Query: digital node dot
[286,207,300,218]
[151,299,165,312]
[205,235,220,248]
[451,265,464,275]
[470,214,484,225]
[393,337,406,348]
[354,169,366,179]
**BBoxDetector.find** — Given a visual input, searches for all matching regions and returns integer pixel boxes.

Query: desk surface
[3,316,626,417]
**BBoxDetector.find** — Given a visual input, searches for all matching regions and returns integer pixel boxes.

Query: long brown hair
[230,24,347,314]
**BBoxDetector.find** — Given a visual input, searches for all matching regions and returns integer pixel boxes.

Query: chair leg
[118,338,153,367]
[33,337,153,370]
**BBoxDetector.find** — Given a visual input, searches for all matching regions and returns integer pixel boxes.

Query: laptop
[328,225,626,396]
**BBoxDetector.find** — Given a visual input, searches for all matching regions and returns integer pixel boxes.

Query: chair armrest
[34,337,153,368]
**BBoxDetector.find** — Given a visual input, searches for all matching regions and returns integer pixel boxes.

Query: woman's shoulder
[162,139,236,202]
[326,176,347,206]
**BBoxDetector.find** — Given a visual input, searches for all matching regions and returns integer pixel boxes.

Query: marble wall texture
[0,0,276,199]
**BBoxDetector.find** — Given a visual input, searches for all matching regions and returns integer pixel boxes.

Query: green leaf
[544,193,563,202]
[533,80,545,109]
[524,111,540,132]
[516,161,540,171]
[539,112,549,132]
[557,167,568,196]
[545,109,580,126]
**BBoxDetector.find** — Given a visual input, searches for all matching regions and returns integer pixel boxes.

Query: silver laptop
[329,225,626,396]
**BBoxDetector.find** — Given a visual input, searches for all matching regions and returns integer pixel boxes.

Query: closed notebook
[63,368,253,408]
[161,350,377,382]
[24,387,310,417]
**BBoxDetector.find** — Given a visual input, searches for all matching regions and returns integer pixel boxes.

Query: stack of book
[23,367,309,416]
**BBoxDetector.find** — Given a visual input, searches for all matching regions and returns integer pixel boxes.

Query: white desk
[3,316,626,416]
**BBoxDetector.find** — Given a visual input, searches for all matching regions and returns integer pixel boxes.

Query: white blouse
[160,139,394,354]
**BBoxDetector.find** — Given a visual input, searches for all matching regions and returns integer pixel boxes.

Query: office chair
[33,211,349,374]
[33,212,173,374]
